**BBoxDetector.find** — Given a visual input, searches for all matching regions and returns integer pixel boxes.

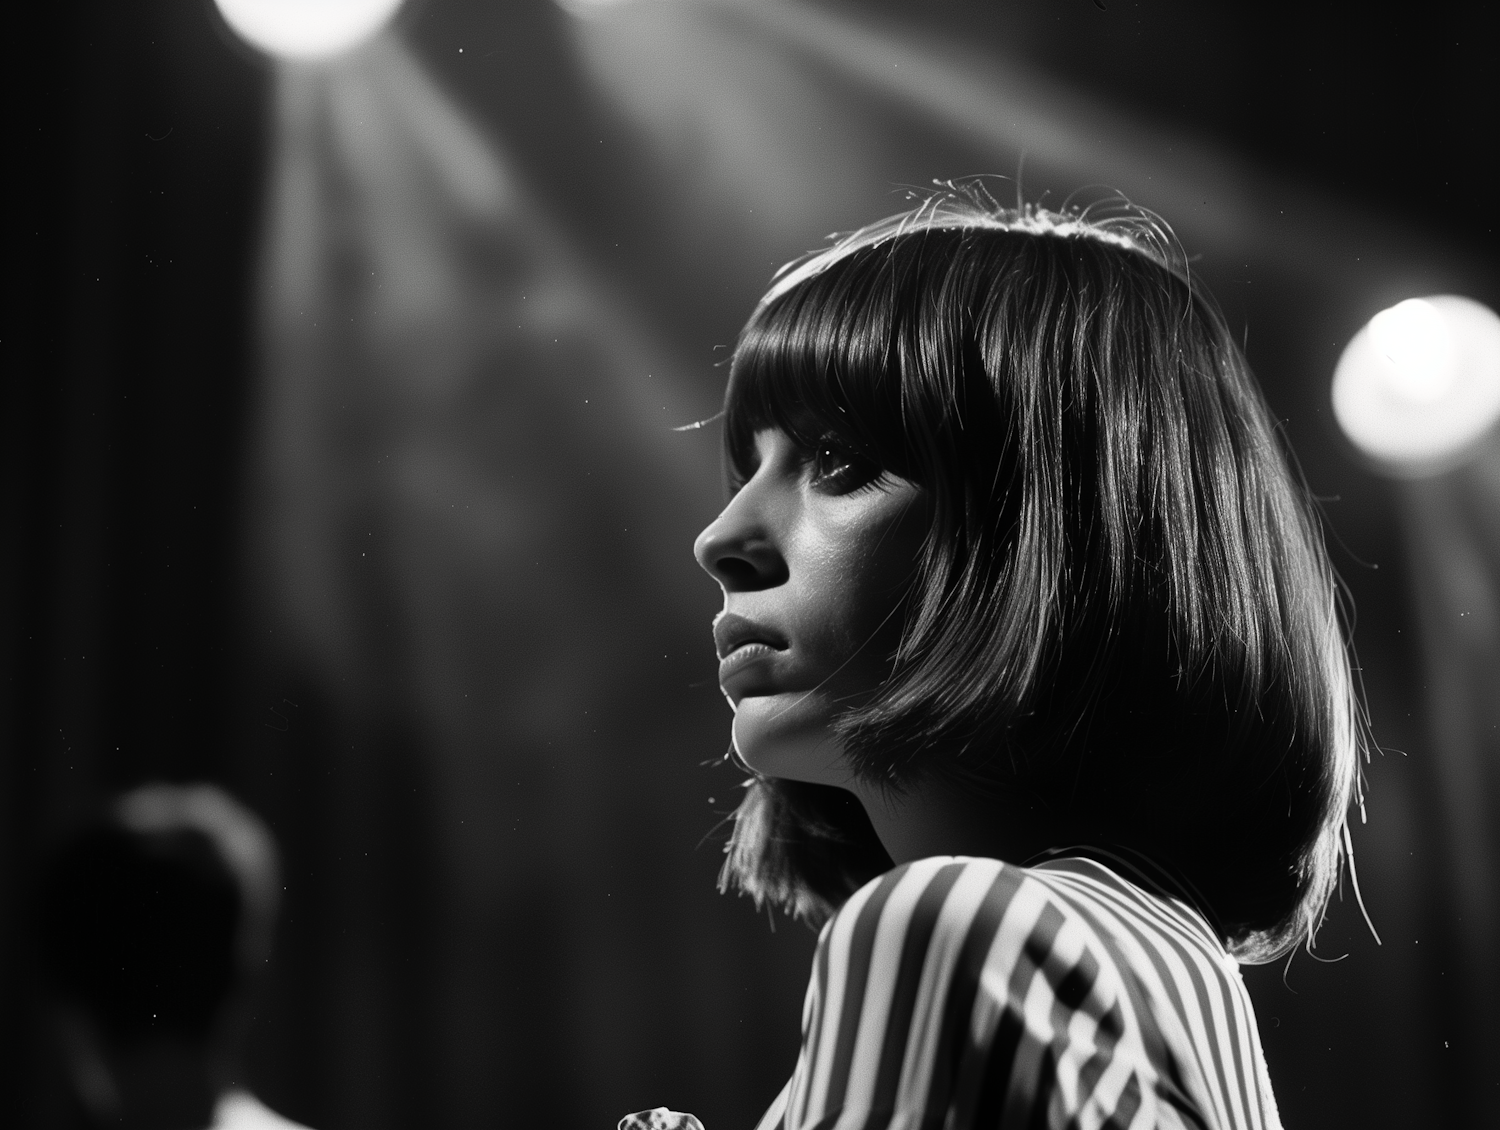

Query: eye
[806,435,882,495]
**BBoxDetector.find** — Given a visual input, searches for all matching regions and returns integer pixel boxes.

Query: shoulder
[820,854,1241,1023]
[795,856,1277,1130]
[213,1091,318,1130]
[819,854,1200,998]
[815,856,1017,964]
[1025,854,1284,1130]
[820,856,1172,1052]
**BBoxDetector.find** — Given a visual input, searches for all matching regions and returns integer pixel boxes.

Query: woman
[652,190,1362,1130]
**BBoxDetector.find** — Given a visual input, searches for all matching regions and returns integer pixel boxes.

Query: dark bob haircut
[717,191,1365,963]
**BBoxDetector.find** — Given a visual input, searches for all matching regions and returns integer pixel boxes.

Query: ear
[50,1006,122,1122]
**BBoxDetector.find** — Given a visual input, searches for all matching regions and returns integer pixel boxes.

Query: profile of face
[693,428,928,785]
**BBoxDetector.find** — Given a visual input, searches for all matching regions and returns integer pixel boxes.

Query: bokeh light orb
[215,0,404,60]
[1332,295,1500,477]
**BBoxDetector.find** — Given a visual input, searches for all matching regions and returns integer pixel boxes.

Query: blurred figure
[34,783,309,1130]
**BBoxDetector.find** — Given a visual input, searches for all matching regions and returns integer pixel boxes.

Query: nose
[693,486,789,592]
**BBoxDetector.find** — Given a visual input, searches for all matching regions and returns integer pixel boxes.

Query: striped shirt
[753,855,1282,1130]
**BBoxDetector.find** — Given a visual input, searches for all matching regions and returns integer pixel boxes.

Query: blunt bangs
[724,246,927,492]
[718,194,1365,963]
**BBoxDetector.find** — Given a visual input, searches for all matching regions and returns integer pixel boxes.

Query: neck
[849,771,1067,867]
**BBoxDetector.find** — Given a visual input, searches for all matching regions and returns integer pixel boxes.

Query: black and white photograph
[4,2,1499,1128]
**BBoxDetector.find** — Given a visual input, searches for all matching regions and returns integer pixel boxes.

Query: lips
[713,613,788,660]
[713,613,789,692]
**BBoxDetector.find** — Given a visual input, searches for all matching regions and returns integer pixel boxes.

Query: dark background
[5,1,1499,1127]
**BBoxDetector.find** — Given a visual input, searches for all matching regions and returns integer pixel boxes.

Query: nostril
[709,550,788,591]
[714,557,763,588]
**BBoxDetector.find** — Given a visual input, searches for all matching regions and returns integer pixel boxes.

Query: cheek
[788,550,869,657]
[805,525,921,676]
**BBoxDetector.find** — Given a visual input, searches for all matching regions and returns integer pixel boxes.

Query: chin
[731,693,849,786]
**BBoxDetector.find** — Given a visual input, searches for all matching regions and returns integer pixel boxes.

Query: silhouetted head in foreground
[35,783,302,1130]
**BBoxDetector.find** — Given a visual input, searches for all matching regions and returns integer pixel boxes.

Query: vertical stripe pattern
[755,855,1282,1130]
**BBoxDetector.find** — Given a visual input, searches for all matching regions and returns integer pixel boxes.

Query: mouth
[713,613,789,690]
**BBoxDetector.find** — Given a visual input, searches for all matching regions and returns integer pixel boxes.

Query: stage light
[1332,295,1500,477]
[214,0,404,60]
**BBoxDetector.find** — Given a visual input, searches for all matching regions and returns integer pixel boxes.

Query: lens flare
[215,0,404,59]
[1367,299,1456,404]
[1332,295,1500,477]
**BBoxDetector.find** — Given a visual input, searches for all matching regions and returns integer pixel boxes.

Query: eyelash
[727,433,884,496]
[805,437,881,495]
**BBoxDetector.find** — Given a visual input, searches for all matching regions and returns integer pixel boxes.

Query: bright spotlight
[215,0,404,60]
[1332,295,1500,477]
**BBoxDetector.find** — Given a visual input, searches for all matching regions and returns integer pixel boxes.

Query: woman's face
[693,428,927,784]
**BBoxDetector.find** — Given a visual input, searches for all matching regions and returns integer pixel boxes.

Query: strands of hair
[714,181,1372,964]
[763,177,1191,314]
